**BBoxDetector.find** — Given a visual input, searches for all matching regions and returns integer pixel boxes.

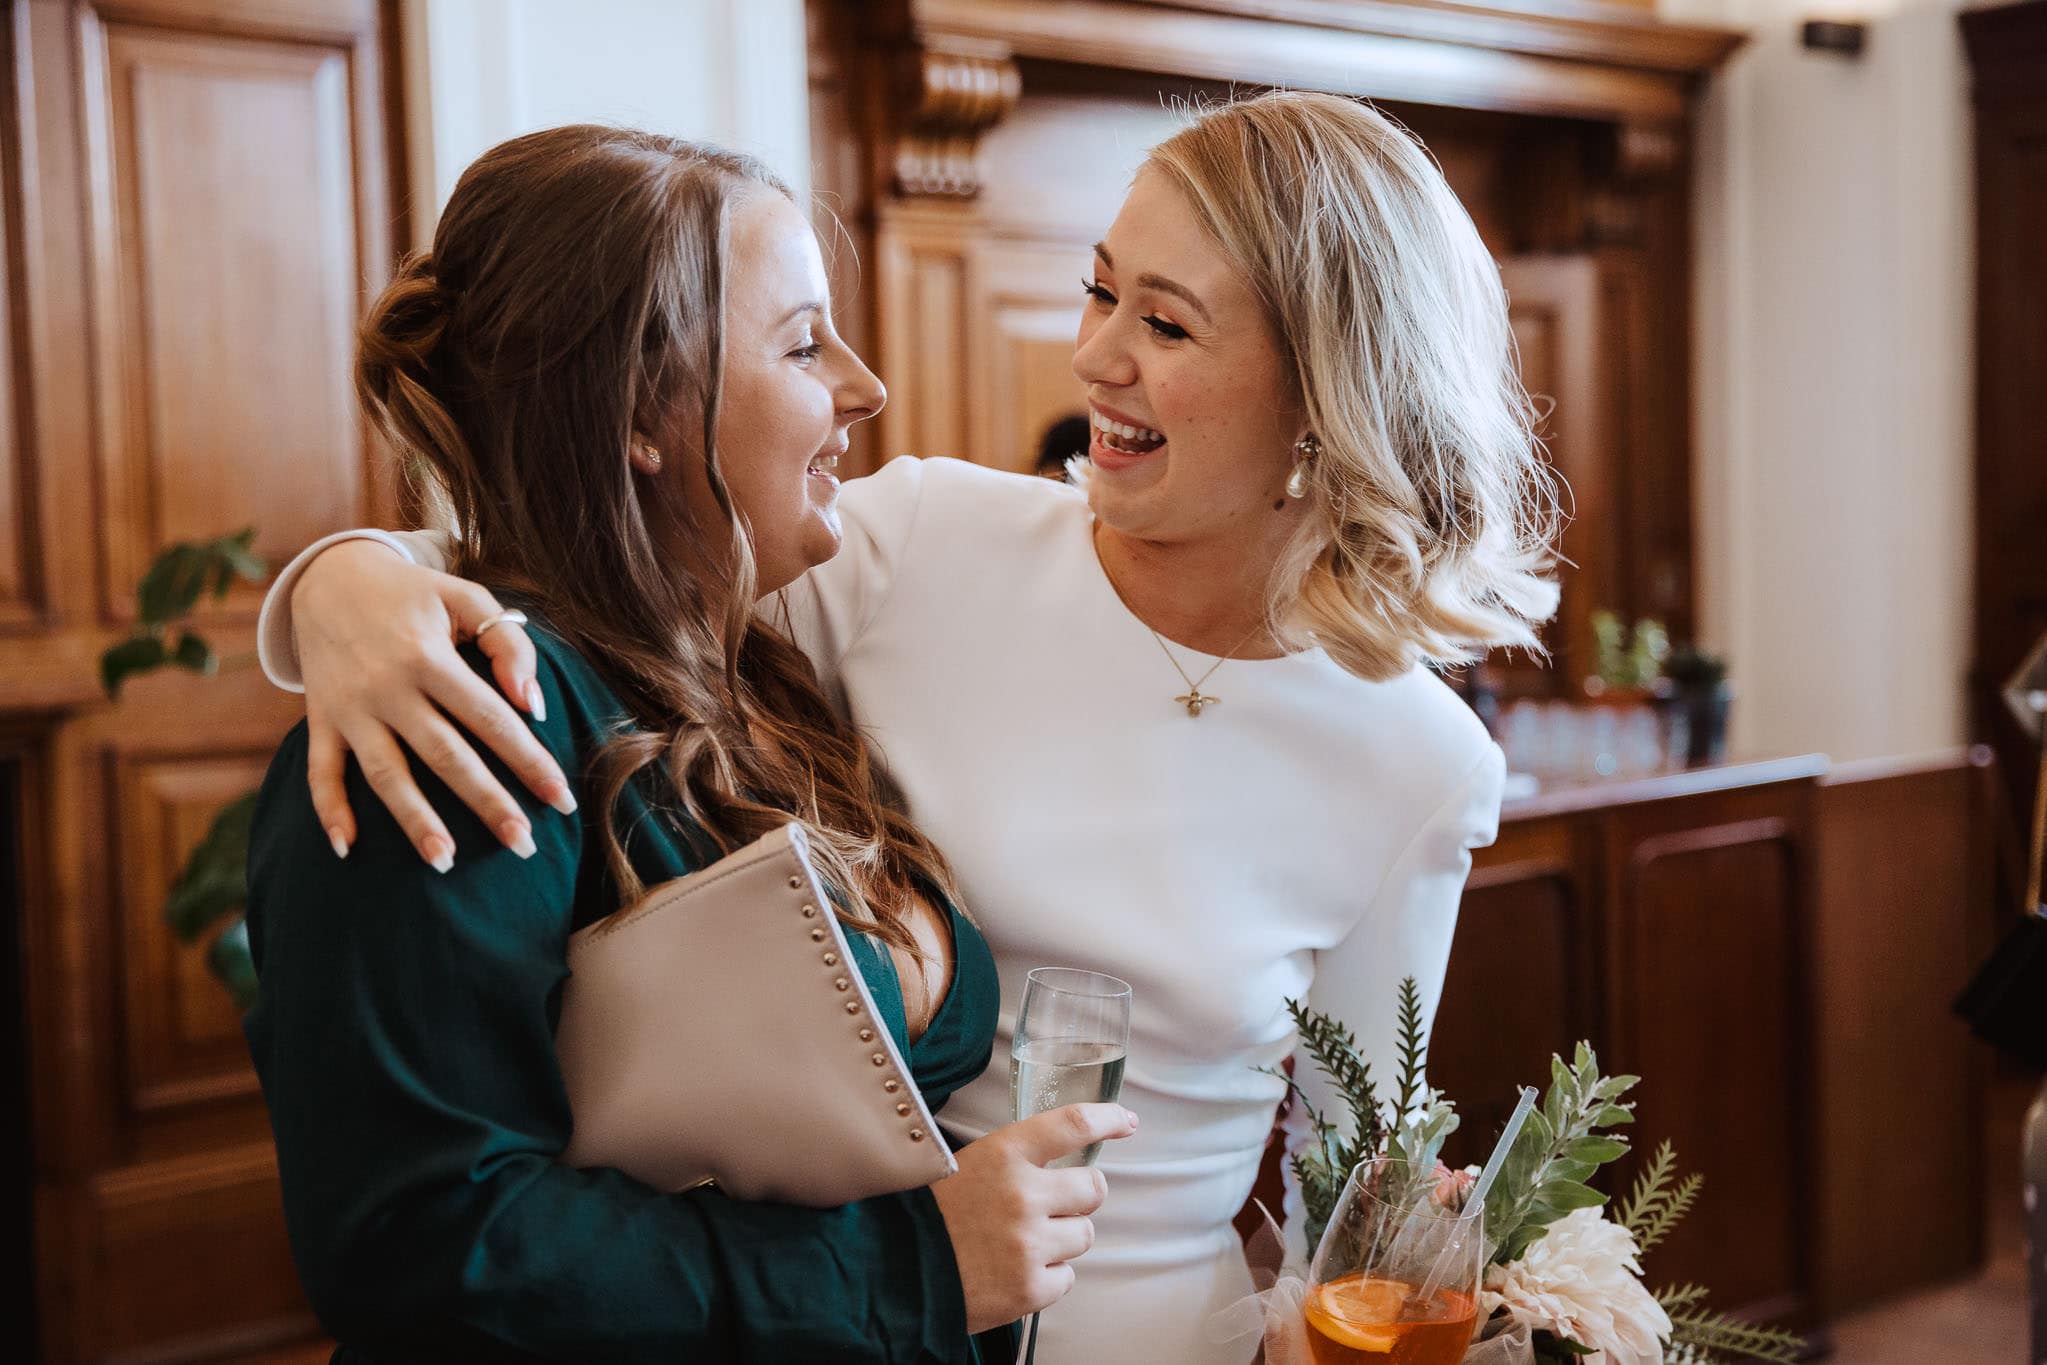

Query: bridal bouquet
[1246,979,1806,1365]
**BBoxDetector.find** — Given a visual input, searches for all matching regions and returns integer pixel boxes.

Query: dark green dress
[243,622,1015,1364]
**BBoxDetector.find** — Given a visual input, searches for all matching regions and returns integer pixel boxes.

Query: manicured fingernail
[326,827,350,860]
[1123,1109,1139,1128]
[524,680,547,724]
[424,836,454,874]
[499,819,536,859]
[548,785,578,816]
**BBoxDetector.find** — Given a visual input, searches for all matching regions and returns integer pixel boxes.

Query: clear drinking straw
[1412,1085,1537,1308]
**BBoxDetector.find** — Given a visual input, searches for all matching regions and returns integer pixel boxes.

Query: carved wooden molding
[895,0,1743,124]
[891,42,1021,198]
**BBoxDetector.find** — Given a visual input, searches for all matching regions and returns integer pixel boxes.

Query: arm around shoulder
[241,654,974,1362]
[257,527,455,689]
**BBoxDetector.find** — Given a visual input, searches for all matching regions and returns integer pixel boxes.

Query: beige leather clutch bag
[555,823,957,1206]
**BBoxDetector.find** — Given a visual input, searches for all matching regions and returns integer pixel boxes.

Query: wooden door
[1962,3,2047,829]
[4,0,404,1358]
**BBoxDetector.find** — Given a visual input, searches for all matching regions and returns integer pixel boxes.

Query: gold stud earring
[1287,434,1320,499]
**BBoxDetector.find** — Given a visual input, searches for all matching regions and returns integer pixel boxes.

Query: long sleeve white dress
[259,454,1504,1365]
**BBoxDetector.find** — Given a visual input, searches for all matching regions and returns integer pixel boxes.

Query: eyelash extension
[1083,279,1188,340]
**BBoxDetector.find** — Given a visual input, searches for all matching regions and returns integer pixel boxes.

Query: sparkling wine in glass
[1009,968,1131,1167]
[1303,1157,1484,1365]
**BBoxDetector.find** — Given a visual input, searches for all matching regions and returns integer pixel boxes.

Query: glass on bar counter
[1498,698,1690,785]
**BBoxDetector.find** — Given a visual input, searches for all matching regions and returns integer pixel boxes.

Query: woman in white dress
[259,93,1558,1364]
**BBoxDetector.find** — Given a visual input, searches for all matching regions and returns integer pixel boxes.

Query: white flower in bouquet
[1480,1206,1672,1365]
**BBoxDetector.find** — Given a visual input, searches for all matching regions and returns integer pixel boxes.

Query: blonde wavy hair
[1145,91,1561,680]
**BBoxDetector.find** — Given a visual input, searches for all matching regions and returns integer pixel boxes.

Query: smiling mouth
[807,453,840,478]
[1091,409,1166,456]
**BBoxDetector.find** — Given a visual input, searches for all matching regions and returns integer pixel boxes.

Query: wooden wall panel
[85,1144,313,1362]
[5,1,404,1357]
[1605,801,1811,1320]
[115,751,273,1121]
[1809,752,1989,1314]
[876,209,973,465]
[1499,255,1602,694]
[81,18,373,622]
[1434,818,1598,1170]
[0,91,38,633]
[971,240,1087,475]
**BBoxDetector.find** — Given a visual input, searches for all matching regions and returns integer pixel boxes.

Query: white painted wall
[1665,0,1976,762]
[399,0,811,248]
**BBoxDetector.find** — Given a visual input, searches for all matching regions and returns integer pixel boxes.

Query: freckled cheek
[1155,368,1261,447]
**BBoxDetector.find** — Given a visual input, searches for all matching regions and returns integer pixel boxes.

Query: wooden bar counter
[1428,748,1993,1332]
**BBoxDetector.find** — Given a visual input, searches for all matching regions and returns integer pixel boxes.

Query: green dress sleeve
[242,640,975,1364]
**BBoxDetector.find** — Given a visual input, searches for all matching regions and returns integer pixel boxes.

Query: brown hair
[355,124,954,954]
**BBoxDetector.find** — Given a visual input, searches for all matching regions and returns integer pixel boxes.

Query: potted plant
[1584,610,1669,703]
[100,528,268,1008]
[1666,646,1733,768]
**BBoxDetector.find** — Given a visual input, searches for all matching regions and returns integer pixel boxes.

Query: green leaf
[1594,1074,1641,1099]
[100,634,169,698]
[1532,1180,1608,1211]
[216,527,267,584]
[133,531,268,626]
[1563,1136,1630,1164]
[1392,976,1428,1120]
[1546,1158,1597,1184]
[162,793,256,940]
[136,544,211,624]
[207,917,258,1011]
[170,632,216,676]
[1595,1104,1636,1126]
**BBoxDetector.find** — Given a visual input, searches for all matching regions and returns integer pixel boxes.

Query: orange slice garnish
[1304,1277,1409,1352]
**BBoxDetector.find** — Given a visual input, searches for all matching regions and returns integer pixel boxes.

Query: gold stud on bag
[555,824,956,1205]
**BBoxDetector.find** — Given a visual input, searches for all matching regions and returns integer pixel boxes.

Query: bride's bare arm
[286,539,573,867]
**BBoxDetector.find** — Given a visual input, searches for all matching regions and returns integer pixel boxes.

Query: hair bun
[359,250,451,378]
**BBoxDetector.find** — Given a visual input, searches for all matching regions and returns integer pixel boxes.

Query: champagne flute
[1010,967,1131,1361]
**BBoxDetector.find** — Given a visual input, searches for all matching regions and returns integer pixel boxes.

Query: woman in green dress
[242,125,1134,1364]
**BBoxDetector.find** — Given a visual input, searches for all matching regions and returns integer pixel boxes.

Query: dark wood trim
[888,0,1739,122]
[1134,0,1747,74]
[1501,754,1830,820]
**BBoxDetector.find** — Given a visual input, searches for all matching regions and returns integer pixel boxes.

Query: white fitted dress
[259,455,1504,1365]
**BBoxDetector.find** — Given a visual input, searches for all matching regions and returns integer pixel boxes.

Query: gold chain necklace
[1093,523,1267,717]
[1144,622,1263,717]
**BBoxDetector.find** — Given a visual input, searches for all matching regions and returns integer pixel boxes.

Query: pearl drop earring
[1287,434,1320,499]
